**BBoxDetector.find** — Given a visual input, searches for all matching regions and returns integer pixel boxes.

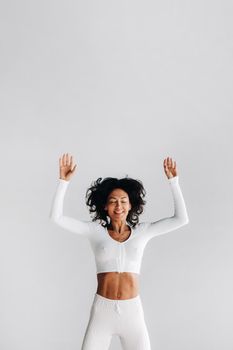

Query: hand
[163,157,177,179]
[59,153,77,181]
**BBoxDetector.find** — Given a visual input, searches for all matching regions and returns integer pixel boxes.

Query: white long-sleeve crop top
[49,176,189,274]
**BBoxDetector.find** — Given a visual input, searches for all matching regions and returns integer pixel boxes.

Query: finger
[62,153,66,166]
[70,155,73,167]
[65,153,69,166]
[72,164,77,172]
[71,164,76,173]
[68,154,71,165]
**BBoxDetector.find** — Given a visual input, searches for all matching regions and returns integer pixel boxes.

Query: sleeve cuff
[59,178,70,184]
[168,175,179,184]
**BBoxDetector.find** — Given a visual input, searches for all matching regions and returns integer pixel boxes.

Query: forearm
[168,176,189,223]
[49,179,91,236]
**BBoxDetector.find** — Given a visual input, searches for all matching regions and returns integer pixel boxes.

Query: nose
[115,204,123,211]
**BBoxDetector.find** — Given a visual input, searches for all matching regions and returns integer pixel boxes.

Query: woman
[49,153,189,350]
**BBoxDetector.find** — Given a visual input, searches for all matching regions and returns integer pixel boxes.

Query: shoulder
[88,221,104,234]
[133,222,150,232]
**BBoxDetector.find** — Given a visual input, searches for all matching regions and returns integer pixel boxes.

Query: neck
[108,220,128,234]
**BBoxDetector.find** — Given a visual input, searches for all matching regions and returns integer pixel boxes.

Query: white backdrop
[1,0,233,349]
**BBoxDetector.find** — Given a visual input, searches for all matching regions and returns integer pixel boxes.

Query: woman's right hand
[59,153,77,181]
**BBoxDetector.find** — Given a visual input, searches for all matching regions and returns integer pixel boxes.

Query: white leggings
[81,293,151,350]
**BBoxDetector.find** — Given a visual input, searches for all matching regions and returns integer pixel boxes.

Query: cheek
[107,206,115,213]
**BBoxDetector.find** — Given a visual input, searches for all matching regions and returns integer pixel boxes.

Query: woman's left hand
[163,157,178,179]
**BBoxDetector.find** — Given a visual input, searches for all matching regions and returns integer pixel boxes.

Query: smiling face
[104,188,132,223]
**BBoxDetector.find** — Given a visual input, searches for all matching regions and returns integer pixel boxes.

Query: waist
[91,292,143,315]
[96,271,139,300]
[94,292,141,304]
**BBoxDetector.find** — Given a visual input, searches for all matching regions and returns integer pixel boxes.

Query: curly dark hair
[85,176,146,228]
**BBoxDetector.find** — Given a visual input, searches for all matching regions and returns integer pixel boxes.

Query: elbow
[175,215,189,227]
[49,207,60,223]
[49,216,56,224]
[177,210,189,226]
[49,213,59,224]
[183,216,189,225]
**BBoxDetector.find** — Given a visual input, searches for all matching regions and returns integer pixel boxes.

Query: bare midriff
[96,272,139,300]
[96,227,140,300]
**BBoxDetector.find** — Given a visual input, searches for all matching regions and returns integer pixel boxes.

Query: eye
[108,200,128,204]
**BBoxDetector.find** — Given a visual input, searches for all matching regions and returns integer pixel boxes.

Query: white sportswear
[49,175,189,274]
[81,293,151,350]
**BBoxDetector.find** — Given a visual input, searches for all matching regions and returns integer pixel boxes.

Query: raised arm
[49,153,91,236]
[143,157,189,240]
